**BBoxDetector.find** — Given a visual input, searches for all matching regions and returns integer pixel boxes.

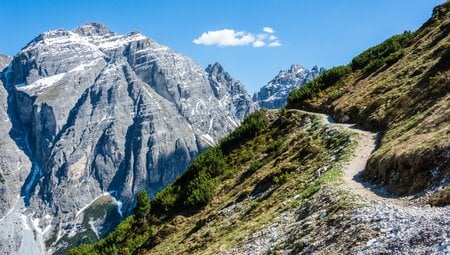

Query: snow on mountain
[0,22,255,254]
[253,64,324,109]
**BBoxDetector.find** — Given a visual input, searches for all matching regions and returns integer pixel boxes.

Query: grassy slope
[288,2,450,198]
[68,109,363,254]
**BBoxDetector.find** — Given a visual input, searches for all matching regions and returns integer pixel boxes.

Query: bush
[248,160,266,173]
[151,146,228,212]
[220,110,268,153]
[188,146,226,177]
[153,185,178,213]
[266,138,286,153]
[185,171,218,207]
[351,31,412,71]
[134,190,151,221]
[287,66,351,106]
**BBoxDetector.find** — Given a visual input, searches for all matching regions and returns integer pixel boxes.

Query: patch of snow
[16,73,66,93]
[69,58,103,73]
[201,134,215,146]
[97,33,147,50]
[75,192,110,218]
[89,219,100,239]
[227,116,239,128]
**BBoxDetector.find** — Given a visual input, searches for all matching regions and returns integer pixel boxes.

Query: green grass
[69,110,358,255]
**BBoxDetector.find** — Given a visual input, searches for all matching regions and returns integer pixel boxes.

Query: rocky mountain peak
[74,22,113,36]
[206,62,258,121]
[0,53,11,71]
[0,23,256,254]
[289,64,305,74]
[253,64,324,109]
[206,62,225,75]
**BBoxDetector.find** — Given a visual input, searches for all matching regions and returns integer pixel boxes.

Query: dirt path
[296,110,409,205]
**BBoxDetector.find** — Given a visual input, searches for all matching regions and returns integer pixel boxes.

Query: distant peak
[0,52,10,59]
[206,62,224,74]
[74,22,113,36]
[289,64,305,73]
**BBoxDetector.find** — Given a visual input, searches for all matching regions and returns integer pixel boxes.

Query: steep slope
[0,23,254,254]
[253,64,323,109]
[288,2,450,202]
[70,109,450,255]
[206,62,258,121]
[69,3,450,254]
[0,55,39,254]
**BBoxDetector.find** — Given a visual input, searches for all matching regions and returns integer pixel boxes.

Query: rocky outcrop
[0,22,254,253]
[206,62,258,121]
[0,53,11,70]
[253,64,323,109]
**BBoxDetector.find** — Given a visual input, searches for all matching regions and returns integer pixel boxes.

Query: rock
[206,62,258,121]
[0,22,255,253]
[253,64,324,109]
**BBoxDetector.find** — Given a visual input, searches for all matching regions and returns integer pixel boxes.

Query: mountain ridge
[253,64,324,109]
[69,3,449,254]
[0,22,256,254]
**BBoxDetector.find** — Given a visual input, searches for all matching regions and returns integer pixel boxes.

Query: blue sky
[0,0,444,93]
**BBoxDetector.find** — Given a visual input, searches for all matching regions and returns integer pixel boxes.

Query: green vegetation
[287,65,351,106]
[134,190,151,222]
[70,109,356,254]
[287,31,413,108]
[220,110,268,153]
[154,146,226,213]
[351,31,412,72]
[284,2,450,198]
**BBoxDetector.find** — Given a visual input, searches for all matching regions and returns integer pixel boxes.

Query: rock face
[206,62,258,121]
[0,55,32,219]
[0,53,11,70]
[253,64,323,109]
[0,22,254,253]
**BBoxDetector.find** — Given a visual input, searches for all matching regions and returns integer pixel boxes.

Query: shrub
[185,171,218,207]
[287,66,351,106]
[248,159,268,173]
[273,172,290,185]
[134,190,151,221]
[153,185,178,213]
[266,138,286,153]
[220,110,268,153]
[351,31,412,71]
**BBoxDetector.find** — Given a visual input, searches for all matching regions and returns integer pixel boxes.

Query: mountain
[70,3,449,254]
[287,1,450,199]
[0,53,11,69]
[206,62,259,121]
[253,64,323,109]
[0,23,254,254]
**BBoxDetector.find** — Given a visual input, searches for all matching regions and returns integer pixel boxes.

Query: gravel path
[307,111,409,205]
[223,110,449,254]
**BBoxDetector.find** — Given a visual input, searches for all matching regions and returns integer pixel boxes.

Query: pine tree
[134,190,151,221]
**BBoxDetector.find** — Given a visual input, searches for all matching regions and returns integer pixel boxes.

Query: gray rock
[0,53,11,71]
[253,64,324,109]
[0,22,255,253]
[206,62,258,121]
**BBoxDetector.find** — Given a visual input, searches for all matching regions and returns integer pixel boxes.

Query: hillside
[70,109,450,254]
[69,2,450,254]
[288,2,450,203]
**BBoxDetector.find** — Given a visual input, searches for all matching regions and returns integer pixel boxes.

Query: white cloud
[193,27,281,48]
[252,40,265,48]
[268,41,282,47]
[263,27,275,33]
[193,29,254,47]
